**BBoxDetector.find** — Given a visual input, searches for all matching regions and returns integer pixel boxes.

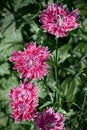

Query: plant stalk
[55,38,61,107]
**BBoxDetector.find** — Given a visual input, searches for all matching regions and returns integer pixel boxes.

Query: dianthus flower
[35,107,65,130]
[40,3,80,37]
[9,81,39,122]
[9,42,50,80]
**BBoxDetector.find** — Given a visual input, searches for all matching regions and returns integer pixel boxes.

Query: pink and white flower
[35,107,65,130]
[9,81,39,122]
[40,3,80,37]
[9,42,50,80]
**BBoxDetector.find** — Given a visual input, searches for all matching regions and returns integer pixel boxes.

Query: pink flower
[9,42,50,80]
[39,3,80,37]
[35,107,65,130]
[9,81,39,122]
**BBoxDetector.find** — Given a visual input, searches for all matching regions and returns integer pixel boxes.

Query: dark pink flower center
[18,103,28,113]
[45,123,55,129]
[23,56,34,68]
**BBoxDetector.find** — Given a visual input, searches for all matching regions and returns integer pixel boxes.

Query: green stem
[79,90,87,129]
[55,37,58,88]
[55,38,61,107]
[81,90,87,115]
[78,75,87,129]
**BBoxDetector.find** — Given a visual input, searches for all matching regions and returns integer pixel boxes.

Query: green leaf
[1,23,23,42]
[0,24,23,61]
[58,108,66,114]
[51,44,71,66]
[36,81,48,99]
[58,44,71,64]
[0,63,10,76]
[0,75,19,100]
[61,75,82,106]
[39,101,52,109]
[0,75,19,89]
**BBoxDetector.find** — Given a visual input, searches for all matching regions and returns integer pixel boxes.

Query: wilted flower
[40,3,80,37]
[9,81,39,122]
[35,107,65,130]
[9,42,50,80]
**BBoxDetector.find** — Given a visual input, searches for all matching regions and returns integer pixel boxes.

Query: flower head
[35,107,65,130]
[40,3,80,37]
[9,81,39,122]
[9,42,50,80]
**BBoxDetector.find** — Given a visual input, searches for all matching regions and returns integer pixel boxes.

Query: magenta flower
[35,107,65,130]
[9,42,50,80]
[40,3,80,37]
[9,81,39,122]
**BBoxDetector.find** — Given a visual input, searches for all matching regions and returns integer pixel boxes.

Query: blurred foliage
[0,0,87,130]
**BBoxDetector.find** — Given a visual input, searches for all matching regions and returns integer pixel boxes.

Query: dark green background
[0,0,87,129]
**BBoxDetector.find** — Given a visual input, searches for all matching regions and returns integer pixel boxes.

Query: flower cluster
[9,2,80,129]
[9,42,50,122]
[39,3,80,37]
[35,107,65,130]
[9,81,39,122]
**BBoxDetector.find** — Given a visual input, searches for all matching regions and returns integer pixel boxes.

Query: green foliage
[0,0,87,130]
